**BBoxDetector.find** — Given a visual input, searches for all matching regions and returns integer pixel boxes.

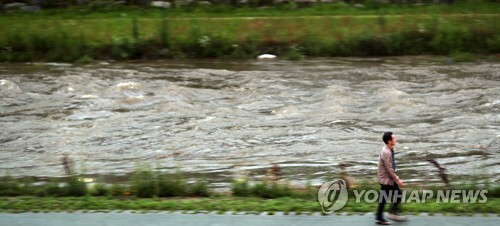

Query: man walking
[376,132,406,225]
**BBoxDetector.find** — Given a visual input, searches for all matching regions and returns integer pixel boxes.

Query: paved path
[1,212,498,226]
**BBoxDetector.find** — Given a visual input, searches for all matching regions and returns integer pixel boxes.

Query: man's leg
[387,183,406,222]
[376,184,391,221]
[391,183,402,215]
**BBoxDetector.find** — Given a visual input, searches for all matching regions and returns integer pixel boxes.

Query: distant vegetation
[0,1,499,62]
[1,0,499,11]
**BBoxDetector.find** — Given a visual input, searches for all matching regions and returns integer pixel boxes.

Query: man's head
[383,132,396,147]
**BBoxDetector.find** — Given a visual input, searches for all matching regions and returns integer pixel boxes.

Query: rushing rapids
[0,58,498,189]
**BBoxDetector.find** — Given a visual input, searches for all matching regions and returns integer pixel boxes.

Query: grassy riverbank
[1,170,499,214]
[0,2,499,62]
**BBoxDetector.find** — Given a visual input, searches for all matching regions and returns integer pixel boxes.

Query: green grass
[1,14,498,61]
[0,196,498,214]
[0,2,499,62]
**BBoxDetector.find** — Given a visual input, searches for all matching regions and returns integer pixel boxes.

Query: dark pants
[376,183,402,221]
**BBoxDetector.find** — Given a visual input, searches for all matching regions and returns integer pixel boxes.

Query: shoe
[387,214,407,222]
[375,219,392,225]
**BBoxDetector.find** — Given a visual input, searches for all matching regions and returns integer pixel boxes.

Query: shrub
[251,182,293,199]
[285,45,305,61]
[91,184,111,196]
[42,180,67,197]
[110,36,140,60]
[132,169,158,198]
[232,179,251,197]
[110,184,128,197]
[487,185,500,198]
[189,180,211,197]
[158,175,187,197]
[300,34,325,57]
[0,178,21,196]
[195,34,233,58]
[432,27,474,54]
[231,35,259,59]
[65,176,88,196]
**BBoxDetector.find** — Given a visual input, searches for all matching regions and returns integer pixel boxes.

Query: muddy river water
[1,57,499,188]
